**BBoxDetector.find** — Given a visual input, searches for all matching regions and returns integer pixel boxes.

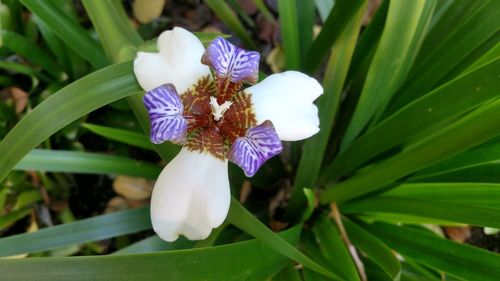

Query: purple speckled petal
[202,37,260,84]
[227,121,283,177]
[143,84,187,144]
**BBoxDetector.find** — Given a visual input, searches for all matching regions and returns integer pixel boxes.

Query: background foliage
[0,0,499,280]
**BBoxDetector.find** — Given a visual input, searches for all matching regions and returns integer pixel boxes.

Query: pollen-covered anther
[209,96,233,121]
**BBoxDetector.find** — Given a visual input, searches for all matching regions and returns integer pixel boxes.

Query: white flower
[134,27,323,242]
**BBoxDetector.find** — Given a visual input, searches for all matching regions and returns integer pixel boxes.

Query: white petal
[150,147,230,241]
[244,71,323,141]
[133,27,211,93]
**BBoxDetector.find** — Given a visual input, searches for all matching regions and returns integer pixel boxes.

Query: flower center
[181,76,256,159]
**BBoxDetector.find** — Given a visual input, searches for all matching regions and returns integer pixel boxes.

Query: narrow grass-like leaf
[321,98,500,204]
[418,0,488,59]
[343,217,401,280]
[20,0,108,68]
[0,227,300,281]
[15,149,161,179]
[0,62,139,183]
[0,61,50,82]
[1,30,65,79]
[205,0,256,49]
[313,215,361,281]
[305,0,366,73]
[0,207,150,257]
[293,1,365,199]
[112,236,193,255]
[364,222,500,281]
[342,197,500,228]
[412,139,500,180]
[81,0,143,63]
[341,0,436,149]
[227,198,341,280]
[379,183,500,210]
[389,0,500,111]
[273,263,303,281]
[324,58,500,180]
[82,123,154,151]
[0,208,31,230]
[277,0,301,70]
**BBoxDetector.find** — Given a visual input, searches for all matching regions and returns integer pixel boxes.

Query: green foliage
[0,0,499,280]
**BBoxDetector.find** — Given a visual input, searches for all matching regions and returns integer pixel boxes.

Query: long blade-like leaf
[0,62,139,183]
[15,149,161,179]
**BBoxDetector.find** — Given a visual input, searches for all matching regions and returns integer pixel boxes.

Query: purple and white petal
[143,84,187,144]
[244,71,323,141]
[202,37,260,84]
[227,121,282,177]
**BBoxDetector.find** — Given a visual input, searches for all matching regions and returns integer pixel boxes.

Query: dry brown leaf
[266,45,285,73]
[113,176,153,200]
[444,226,471,243]
[9,87,29,114]
[132,0,166,24]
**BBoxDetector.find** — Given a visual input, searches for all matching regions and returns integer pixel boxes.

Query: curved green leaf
[342,196,500,228]
[15,149,161,179]
[0,62,140,183]
[82,123,154,151]
[0,30,65,79]
[322,98,500,204]
[0,227,301,281]
[380,183,500,210]
[343,217,401,280]
[390,0,500,110]
[20,0,108,68]
[324,58,500,179]
[364,222,500,281]
[0,207,150,257]
[341,0,436,148]
[227,198,341,280]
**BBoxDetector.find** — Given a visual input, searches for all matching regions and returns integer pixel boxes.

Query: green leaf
[273,263,302,281]
[0,61,50,82]
[0,227,301,281]
[379,183,500,210]
[341,0,437,149]
[20,0,108,68]
[0,30,65,79]
[411,139,500,181]
[0,208,31,230]
[81,0,143,62]
[389,0,500,111]
[15,149,161,179]
[342,196,500,228]
[0,62,140,183]
[112,236,194,255]
[82,123,155,151]
[0,207,150,257]
[312,215,361,281]
[292,0,366,205]
[305,0,366,73]
[324,58,500,180]
[321,98,500,204]
[205,0,256,49]
[227,198,341,280]
[343,217,401,280]
[278,0,302,70]
[364,222,500,281]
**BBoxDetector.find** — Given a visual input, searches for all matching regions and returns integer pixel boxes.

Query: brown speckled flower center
[181,76,256,159]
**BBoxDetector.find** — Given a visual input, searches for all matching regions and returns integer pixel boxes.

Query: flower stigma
[209,96,233,121]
